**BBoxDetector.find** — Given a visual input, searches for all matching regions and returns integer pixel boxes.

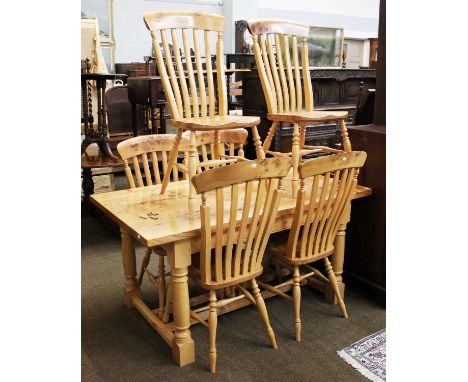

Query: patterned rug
[337,329,386,382]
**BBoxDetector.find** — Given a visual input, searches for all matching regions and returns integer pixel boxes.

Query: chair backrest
[117,134,190,188]
[248,19,313,115]
[144,11,228,120]
[192,158,292,286]
[286,151,367,261]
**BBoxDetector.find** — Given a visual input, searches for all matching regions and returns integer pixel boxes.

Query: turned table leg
[325,205,351,305]
[166,239,195,367]
[120,228,142,307]
[252,126,266,159]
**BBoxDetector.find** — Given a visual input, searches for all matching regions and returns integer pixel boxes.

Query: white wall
[112,0,379,63]
[114,0,223,63]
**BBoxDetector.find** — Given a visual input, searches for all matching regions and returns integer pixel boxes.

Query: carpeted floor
[82,206,385,382]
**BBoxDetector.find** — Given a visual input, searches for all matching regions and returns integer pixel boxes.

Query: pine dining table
[90,174,372,367]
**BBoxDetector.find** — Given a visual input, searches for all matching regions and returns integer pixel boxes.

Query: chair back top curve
[248,18,314,115]
[144,10,228,121]
[117,134,191,188]
[191,157,292,287]
[286,151,367,262]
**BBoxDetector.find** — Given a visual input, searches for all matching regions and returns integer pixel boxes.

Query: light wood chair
[190,157,292,373]
[261,151,367,341]
[248,19,352,196]
[144,11,266,199]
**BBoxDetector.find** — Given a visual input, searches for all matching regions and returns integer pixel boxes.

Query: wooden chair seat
[267,233,333,265]
[267,110,348,123]
[173,115,260,131]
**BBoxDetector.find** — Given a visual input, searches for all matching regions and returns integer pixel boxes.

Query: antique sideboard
[242,67,376,158]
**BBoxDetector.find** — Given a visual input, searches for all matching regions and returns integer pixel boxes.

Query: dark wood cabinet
[345,124,386,307]
[242,67,376,158]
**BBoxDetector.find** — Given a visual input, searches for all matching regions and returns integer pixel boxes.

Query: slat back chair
[117,134,190,188]
[248,19,352,196]
[264,151,367,341]
[144,11,265,199]
[191,157,292,373]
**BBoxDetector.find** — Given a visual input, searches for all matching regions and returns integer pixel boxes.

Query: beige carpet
[82,203,385,381]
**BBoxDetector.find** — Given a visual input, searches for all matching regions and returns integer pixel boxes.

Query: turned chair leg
[138,247,152,285]
[188,130,198,199]
[292,265,302,341]
[338,119,352,152]
[160,129,183,194]
[208,289,218,373]
[291,123,300,198]
[263,121,278,152]
[157,256,166,317]
[324,257,348,318]
[251,279,278,349]
[252,126,266,159]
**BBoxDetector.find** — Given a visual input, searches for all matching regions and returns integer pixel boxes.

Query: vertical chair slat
[299,175,320,258]
[292,35,302,111]
[216,32,227,116]
[182,28,200,118]
[242,179,266,274]
[286,179,306,258]
[200,194,212,283]
[161,29,183,116]
[313,171,340,255]
[256,183,283,268]
[256,35,277,113]
[215,187,224,282]
[275,33,290,112]
[251,178,277,270]
[302,37,313,111]
[324,169,349,250]
[193,29,207,117]
[132,156,144,187]
[305,173,330,258]
[233,180,253,278]
[123,159,136,188]
[328,169,357,247]
[141,153,153,186]
[224,183,239,281]
[283,34,296,112]
[204,30,216,116]
[266,34,284,113]
[171,28,192,118]
[319,170,342,253]
[150,31,180,119]
[151,151,161,184]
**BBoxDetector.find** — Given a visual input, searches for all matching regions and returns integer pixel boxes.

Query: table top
[90,174,372,248]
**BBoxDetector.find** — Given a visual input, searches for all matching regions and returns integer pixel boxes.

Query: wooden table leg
[324,206,351,304]
[166,239,195,366]
[120,228,142,307]
[291,123,300,198]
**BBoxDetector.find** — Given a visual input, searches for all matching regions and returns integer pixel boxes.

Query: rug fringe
[337,349,385,382]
